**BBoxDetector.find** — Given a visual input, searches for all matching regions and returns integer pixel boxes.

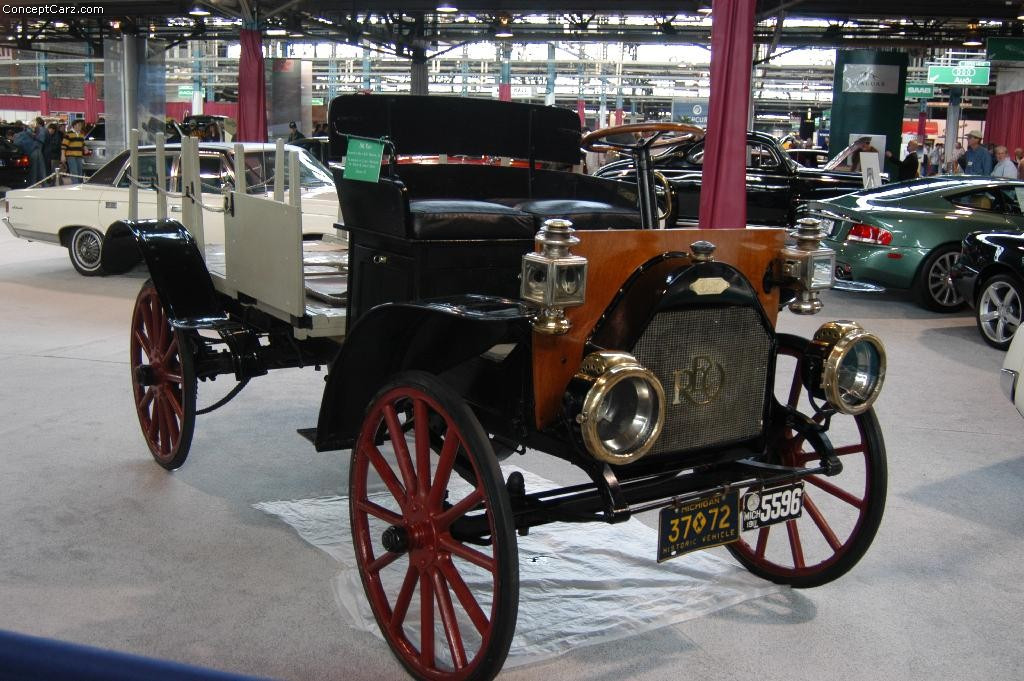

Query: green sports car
[800,177,1024,311]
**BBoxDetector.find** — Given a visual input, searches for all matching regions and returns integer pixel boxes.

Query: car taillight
[847,223,893,246]
[14,155,29,168]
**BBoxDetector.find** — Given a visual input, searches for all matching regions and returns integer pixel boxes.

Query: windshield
[239,148,334,193]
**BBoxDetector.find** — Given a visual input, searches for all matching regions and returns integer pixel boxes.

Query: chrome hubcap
[979,282,1021,344]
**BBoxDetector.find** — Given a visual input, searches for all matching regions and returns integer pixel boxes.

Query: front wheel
[350,371,518,681]
[727,334,887,588]
[129,281,197,470]
[914,245,964,312]
[67,226,106,276]
[976,273,1023,350]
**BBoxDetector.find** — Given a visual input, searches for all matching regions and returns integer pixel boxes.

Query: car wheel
[67,227,106,276]
[913,245,964,312]
[976,274,1023,350]
[350,371,518,681]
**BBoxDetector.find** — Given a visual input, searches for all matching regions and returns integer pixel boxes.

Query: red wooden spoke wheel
[129,280,197,471]
[350,371,518,681]
[727,334,887,588]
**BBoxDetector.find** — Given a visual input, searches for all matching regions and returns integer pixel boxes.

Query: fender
[103,219,228,330]
[314,295,532,451]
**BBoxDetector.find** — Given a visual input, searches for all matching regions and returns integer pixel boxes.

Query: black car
[952,230,1024,349]
[594,130,868,227]
[0,124,31,193]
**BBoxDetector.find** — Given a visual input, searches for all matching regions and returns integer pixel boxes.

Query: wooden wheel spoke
[139,385,156,411]
[355,499,404,526]
[802,492,842,551]
[146,396,160,440]
[833,443,867,457]
[162,336,179,365]
[428,433,460,508]
[806,474,864,509]
[754,525,770,558]
[365,443,408,509]
[787,357,803,407]
[440,558,489,635]
[367,549,402,575]
[384,404,418,497]
[133,328,151,361]
[431,568,468,670]
[389,564,418,632]
[164,387,185,420]
[439,536,495,573]
[414,399,431,495]
[786,519,805,568]
[437,489,484,530]
[419,572,435,667]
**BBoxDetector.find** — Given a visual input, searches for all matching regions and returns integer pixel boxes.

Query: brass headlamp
[802,321,886,415]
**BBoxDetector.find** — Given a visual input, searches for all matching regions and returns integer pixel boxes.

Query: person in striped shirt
[61,119,86,184]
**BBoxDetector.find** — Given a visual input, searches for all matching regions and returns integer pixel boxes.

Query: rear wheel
[67,226,106,276]
[976,274,1023,350]
[350,371,518,681]
[914,245,964,311]
[727,334,887,588]
[129,280,197,470]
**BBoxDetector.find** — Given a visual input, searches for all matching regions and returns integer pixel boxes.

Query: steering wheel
[581,122,704,153]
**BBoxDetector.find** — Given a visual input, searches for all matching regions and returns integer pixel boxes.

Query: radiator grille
[631,306,771,455]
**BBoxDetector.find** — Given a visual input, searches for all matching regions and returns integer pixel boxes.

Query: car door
[744,140,791,226]
[995,185,1024,229]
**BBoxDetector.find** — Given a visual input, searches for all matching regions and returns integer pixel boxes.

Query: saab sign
[926,62,990,86]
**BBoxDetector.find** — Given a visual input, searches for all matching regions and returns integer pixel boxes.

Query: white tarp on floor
[255,466,783,668]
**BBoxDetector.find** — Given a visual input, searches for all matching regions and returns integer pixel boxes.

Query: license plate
[820,218,836,236]
[657,490,739,563]
[0,159,6,167]
[740,482,804,531]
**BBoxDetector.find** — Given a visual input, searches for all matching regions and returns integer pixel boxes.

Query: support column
[545,43,556,106]
[614,60,624,125]
[361,45,371,91]
[410,46,428,96]
[944,88,962,173]
[83,43,99,123]
[122,36,138,147]
[327,43,338,101]
[37,52,49,116]
[191,40,204,115]
[576,61,586,127]
[461,46,470,96]
[498,44,511,101]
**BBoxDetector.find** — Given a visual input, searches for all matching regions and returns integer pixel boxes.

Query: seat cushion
[512,199,643,230]
[408,199,536,240]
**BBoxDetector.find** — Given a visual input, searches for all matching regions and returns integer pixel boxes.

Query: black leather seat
[511,199,643,230]
[408,199,536,240]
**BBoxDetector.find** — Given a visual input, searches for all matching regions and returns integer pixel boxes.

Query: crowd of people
[902,130,1024,181]
[3,117,90,185]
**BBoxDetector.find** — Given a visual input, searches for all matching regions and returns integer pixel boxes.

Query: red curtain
[83,82,100,124]
[236,28,267,142]
[698,0,755,229]
[986,91,1024,152]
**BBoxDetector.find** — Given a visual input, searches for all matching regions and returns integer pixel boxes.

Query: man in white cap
[962,130,993,175]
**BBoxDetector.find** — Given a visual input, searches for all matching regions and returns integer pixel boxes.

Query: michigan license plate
[657,490,739,563]
[820,218,836,236]
[740,482,804,531]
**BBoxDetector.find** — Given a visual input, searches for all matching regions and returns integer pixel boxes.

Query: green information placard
[905,82,935,99]
[343,137,385,183]
[988,38,1024,62]
[926,63,990,86]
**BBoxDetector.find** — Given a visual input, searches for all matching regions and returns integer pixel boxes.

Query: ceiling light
[436,2,458,12]
[266,28,287,36]
[188,4,210,17]
[963,35,983,47]
[494,15,513,38]
[696,4,713,14]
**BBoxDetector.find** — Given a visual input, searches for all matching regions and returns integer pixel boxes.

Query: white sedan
[2,142,342,275]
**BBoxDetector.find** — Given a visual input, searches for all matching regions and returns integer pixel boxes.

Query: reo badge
[671,356,725,405]
[689,277,731,296]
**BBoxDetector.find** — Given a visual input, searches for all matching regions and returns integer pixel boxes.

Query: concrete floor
[1,225,1022,680]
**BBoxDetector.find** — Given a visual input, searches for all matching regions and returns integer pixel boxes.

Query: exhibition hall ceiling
[1,1,1020,53]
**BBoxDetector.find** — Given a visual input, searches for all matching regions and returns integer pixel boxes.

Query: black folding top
[328,94,582,165]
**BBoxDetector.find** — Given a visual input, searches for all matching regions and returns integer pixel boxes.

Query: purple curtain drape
[236,29,267,143]
[698,0,756,229]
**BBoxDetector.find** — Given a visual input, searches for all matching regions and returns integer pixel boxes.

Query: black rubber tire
[67,226,107,276]
[914,244,965,312]
[726,334,887,588]
[129,280,197,470]
[975,273,1024,350]
[350,370,518,681]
